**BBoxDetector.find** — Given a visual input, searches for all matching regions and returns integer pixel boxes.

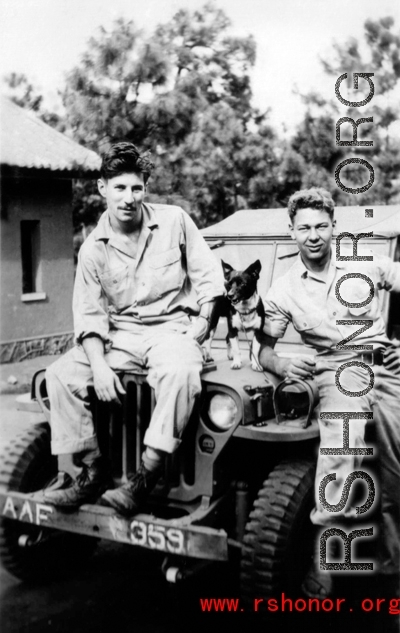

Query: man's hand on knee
[92,360,126,404]
[190,316,209,345]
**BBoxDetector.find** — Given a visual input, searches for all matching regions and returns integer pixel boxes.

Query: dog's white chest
[232,312,262,331]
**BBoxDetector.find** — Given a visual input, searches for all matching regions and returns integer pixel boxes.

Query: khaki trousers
[46,321,203,456]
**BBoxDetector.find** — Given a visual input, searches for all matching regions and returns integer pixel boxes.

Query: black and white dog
[203,259,265,370]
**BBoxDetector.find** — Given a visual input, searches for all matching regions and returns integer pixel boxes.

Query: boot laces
[74,464,91,488]
[126,464,150,493]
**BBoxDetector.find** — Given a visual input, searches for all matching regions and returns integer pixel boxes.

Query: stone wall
[0,332,74,364]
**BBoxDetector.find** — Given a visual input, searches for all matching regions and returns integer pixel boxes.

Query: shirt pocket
[150,246,183,297]
[292,311,323,332]
[99,265,132,311]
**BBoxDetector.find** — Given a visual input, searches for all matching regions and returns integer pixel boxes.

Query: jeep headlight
[208,394,238,430]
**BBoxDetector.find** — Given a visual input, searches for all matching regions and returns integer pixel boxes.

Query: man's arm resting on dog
[259,335,315,380]
[81,335,125,404]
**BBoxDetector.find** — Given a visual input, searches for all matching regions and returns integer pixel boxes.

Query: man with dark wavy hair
[42,141,224,515]
[259,187,400,597]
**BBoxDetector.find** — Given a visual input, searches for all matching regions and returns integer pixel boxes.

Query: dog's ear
[245,259,262,279]
[221,260,233,277]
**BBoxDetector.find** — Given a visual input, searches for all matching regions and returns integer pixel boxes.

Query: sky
[1,0,399,133]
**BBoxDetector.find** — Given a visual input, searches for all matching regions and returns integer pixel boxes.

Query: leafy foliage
[3,72,65,130]
[2,9,400,230]
[62,5,256,152]
[291,16,400,206]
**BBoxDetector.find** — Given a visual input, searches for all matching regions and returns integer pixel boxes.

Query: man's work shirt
[73,203,225,345]
[263,251,400,356]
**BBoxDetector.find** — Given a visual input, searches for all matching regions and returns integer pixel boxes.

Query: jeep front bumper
[0,490,229,561]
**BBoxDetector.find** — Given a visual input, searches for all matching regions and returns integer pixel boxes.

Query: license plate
[130,519,185,554]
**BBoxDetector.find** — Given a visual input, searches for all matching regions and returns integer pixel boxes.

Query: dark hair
[100,142,154,183]
[287,187,334,222]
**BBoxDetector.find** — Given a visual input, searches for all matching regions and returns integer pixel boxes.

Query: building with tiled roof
[1,97,101,362]
[1,96,100,175]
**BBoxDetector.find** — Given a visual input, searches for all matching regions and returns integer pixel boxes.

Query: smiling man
[258,187,400,597]
[41,142,224,515]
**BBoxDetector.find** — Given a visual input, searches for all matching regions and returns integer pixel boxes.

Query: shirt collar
[294,246,347,279]
[93,203,158,242]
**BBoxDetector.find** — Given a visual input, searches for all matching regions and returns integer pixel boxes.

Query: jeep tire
[0,424,97,582]
[240,460,315,602]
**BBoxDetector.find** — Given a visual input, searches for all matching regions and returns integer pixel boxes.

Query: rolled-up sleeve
[263,284,291,339]
[73,249,111,347]
[180,213,225,305]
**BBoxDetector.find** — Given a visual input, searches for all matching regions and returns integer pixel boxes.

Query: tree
[173,102,252,223]
[62,4,255,152]
[291,17,400,206]
[3,72,43,111]
[61,3,260,226]
[4,12,400,232]
[2,72,64,130]
[153,5,255,121]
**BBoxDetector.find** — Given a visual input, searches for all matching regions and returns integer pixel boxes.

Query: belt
[318,349,386,366]
[357,350,384,366]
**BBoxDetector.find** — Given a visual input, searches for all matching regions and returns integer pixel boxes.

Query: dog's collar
[237,307,258,316]
[235,293,260,316]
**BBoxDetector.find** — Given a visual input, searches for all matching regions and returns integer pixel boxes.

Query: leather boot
[42,457,110,507]
[100,462,161,517]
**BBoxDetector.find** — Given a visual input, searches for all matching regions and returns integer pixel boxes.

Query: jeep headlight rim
[207,393,238,430]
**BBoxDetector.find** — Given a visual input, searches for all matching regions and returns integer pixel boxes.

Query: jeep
[1,204,399,603]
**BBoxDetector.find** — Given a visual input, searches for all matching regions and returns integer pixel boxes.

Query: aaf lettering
[2,496,53,525]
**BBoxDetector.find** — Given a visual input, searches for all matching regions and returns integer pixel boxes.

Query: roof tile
[0,96,100,173]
